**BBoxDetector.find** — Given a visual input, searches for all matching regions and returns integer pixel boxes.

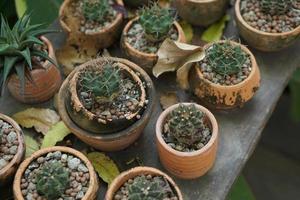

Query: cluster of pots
[1,0,299,199]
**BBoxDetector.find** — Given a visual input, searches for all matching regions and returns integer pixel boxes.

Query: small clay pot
[156,103,218,179]
[123,0,150,7]
[121,17,186,74]
[59,0,124,50]
[0,113,25,186]
[189,40,261,109]
[58,57,155,151]
[13,146,99,200]
[173,0,229,26]
[235,0,300,52]
[105,166,183,200]
[7,36,61,104]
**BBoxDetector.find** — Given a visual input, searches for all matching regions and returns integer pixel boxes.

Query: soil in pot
[198,41,252,86]
[0,119,20,170]
[162,104,212,152]
[113,174,179,200]
[240,0,300,33]
[20,151,90,200]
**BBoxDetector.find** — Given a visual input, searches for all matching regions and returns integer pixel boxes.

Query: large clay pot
[13,146,99,200]
[123,0,150,7]
[58,57,156,152]
[7,36,61,104]
[174,0,229,26]
[121,17,186,74]
[59,0,124,50]
[235,0,300,52]
[0,113,25,186]
[189,40,261,109]
[156,103,218,179]
[105,166,183,200]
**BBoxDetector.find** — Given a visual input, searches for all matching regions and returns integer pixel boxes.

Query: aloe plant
[0,13,57,94]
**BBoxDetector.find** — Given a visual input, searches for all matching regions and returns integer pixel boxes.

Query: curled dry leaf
[87,152,120,185]
[41,121,71,148]
[160,92,179,110]
[152,39,205,89]
[13,108,60,135]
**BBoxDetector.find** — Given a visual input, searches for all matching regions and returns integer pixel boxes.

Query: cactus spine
[82,0,112,23]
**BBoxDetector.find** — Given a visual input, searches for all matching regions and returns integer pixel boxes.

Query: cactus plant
[36,161,70,200]
[166,104,209,147]
[138,2,175,42]
[260,0,293,15]
[128,175,174,200]
[80,63,121,104]
[82,0,112,23]
[0,13,57,95]
[206,41,247,76]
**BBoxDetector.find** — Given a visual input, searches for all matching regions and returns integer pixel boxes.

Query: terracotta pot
[105,166,183,200]
[58,57,156,151]
[7,36,61,104]
[59,0,124,50]
[156,103,218,179]
[235,0,300,52]
[13,146,99,200]
[189,40,261,109]
[123,0,150,7]
[121,17,186,74]
[0,113,25,186]
[173,0,229,26]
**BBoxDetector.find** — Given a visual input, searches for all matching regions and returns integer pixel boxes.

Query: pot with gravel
[235,0,300,51]
[58,57,155,151]
[189,40,261,109]
[121,2,186,74]
[173,0,229,26]
[156,103,218,179]
[13,146,99,200]
[0,113,25,185]
[123,0,150,8]
[59,0,124,50]
[105,166,183,200]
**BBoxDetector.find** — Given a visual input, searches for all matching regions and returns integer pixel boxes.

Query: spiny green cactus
[80,63,121,104]
[36,161,70,200]
[138,2,175,42]
[82,0,112,23]
[260,0,293,15]
[167,104,207,147]
[206,41,247,76]
[128,175,173,200]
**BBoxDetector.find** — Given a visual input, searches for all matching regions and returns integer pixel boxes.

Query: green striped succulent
[0,13,57,94]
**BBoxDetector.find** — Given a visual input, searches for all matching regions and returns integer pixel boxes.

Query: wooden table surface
[1,8,299,200]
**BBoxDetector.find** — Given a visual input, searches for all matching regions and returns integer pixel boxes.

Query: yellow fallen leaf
[160,92,179,110]
[41,121,71,148]
[24,134,40,158]
[13,108,60,135]
[179,20,194,43]
[201,15,230,43]
[87,152,120,185]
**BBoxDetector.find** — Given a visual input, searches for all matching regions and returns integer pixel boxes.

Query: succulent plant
[206,41,247,76]
[80,63,121,104]
[166,104,208,147]
[82,0,112,23]
[36,161,70,200]
[260,0,293,15]
[0,13,57,95]
[128,175,173,200]
[138,2,175,42]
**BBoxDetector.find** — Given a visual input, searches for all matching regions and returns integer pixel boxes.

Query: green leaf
[24,134,40,158]
[41,121,71,148]
[87,152,120,185]
[2,56,18,93]
[14,61,25,93]
[201,15,230,43]
[227,175,255,200]
[179,20,193,43]
[32,49,57,67]
[15,0,27,18]
[18,47,32,69]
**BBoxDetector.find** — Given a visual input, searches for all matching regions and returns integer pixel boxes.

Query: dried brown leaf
[160,92,179,110]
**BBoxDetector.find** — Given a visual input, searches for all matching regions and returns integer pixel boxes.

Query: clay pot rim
[58,57,156,141]
[13,146,98,200]
[122,17,186,58]
[235,0,300,37]
[156,103,218,157]
[0,114,25,177]
[196,40,259,89]
[59,0,124,35]
[185,0,219,3]
[105,166,183,200]
[69,57,147,124]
